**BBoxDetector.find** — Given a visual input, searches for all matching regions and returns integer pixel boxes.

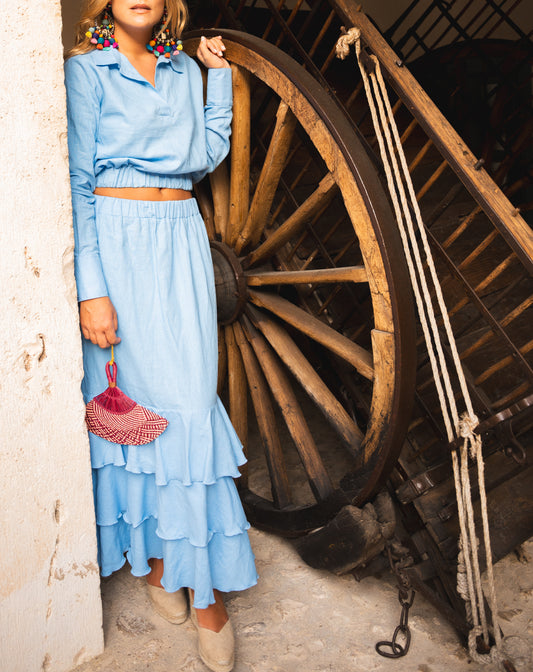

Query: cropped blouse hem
[95,167,194,190]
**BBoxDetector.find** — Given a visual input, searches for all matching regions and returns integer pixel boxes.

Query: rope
[335,26,502,664]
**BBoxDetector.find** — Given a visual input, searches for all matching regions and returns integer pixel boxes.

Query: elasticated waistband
[94,194,200,219]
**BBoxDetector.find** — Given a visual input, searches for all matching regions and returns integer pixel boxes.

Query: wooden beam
[332,5,533,272]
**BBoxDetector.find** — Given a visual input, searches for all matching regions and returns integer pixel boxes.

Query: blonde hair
[68,0,189,58]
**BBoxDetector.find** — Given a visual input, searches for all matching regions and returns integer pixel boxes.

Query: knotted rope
[335,26,501,664]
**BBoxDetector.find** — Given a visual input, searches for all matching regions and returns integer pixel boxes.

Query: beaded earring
[86,3,118,51]
[146,7,183,58]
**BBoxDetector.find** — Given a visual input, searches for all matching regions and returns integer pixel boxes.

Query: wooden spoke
[209,161,230,240]
[227,65,251,247]
[247,306,364,450]
[235,101,297,255]
[194,179,216,240]
[241,315,336,502]
[217,325,227,396]
[225,324,249,487]
[246,265,368,286]
[232,320,292,509]
[248,289,374,380]
[244,172,338,268]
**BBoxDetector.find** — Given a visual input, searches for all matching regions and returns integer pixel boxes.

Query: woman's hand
[196,35,230,69]
[79,297,121,349]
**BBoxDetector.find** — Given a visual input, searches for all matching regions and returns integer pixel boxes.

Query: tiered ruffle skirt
[82,197,257,608]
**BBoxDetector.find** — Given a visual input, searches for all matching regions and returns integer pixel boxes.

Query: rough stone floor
[74,533,532,672]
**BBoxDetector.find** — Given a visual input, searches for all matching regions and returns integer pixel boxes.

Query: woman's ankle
[146,557,164,588]
[193,589,229,633]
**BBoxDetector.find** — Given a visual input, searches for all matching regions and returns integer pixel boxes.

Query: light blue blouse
[64,49,232,301]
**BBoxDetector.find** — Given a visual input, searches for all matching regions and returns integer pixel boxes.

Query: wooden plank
[236,101,297,254]
[331,4,533,273]
[248,289,374,380]
[416,160,447,201]
[232,320,292,508]
[242,316,336,501]
[246,265,367,286]
[247,305,364,450]
[474,339,533,385]
[457,230,498,270]
[309,9,336,58]
[460,295,533,361]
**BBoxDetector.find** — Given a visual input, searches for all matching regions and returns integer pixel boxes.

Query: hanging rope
[335,26,502,664]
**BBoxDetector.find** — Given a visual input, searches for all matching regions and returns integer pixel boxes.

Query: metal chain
[376,543,416,659]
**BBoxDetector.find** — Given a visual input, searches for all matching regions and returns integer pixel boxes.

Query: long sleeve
[64,57,108,302]
[191,67,233,182]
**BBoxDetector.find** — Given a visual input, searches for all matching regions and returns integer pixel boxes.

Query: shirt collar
[93,48,184,79]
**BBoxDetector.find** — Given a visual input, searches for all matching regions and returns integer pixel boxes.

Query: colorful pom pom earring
[146,7,183,58]
[86,3,118,51]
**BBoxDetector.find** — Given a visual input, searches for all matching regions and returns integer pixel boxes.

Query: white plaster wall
[0,2,104,671]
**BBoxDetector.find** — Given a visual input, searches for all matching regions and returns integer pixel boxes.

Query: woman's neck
[113,23,153,59]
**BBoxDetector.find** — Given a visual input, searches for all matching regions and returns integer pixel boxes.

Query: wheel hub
[210,240,247,325]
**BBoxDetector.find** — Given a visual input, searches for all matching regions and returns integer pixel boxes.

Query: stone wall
[0,2,103,670]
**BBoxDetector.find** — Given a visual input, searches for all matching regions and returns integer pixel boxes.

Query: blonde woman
[65,2,257,670]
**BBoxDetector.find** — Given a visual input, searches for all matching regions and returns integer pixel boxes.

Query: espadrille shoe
[189,591,235,672]
[147,584,188,624]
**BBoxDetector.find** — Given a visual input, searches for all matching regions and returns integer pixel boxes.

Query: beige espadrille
[147,584,188,624]
[189,590,235,672]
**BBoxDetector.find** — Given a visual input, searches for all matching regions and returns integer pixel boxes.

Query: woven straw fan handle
[105,361,118,388]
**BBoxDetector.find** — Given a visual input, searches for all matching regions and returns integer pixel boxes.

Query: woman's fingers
[197,35,229,68]
[89,327,120,348]
[96,331,109,349]
[207,35,225,57]
[201,35,225,56]
[104,325,121,347]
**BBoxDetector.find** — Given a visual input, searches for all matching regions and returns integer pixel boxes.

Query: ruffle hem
[90,398,258,608]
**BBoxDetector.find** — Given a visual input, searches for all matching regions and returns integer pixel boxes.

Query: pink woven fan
[86,353,168,446]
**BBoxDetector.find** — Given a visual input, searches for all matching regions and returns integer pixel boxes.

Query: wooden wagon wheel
[184,30,417,536]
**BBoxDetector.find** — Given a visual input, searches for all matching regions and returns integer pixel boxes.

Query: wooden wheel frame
[184,30,417,536]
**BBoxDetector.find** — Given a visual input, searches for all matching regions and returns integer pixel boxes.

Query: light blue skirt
[82,196,257,608]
